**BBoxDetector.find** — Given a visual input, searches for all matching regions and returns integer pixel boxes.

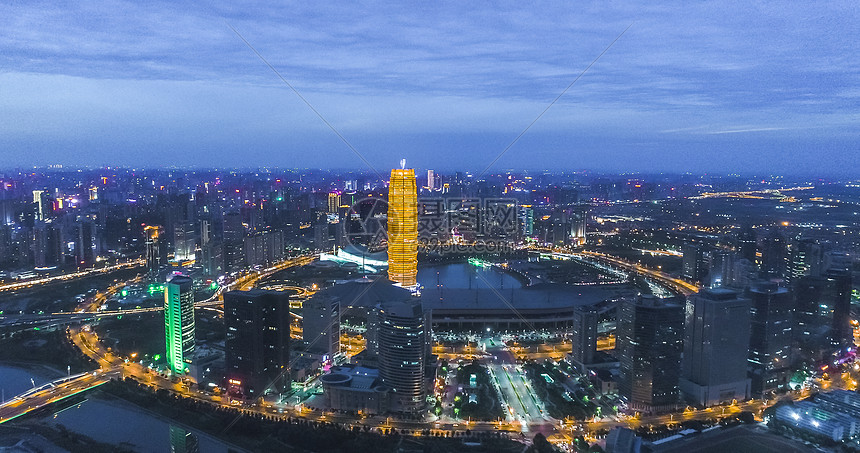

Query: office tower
[224,290,292,398]
[426,169,435,191]
[747,282,793,394]
[518,206,534,238]
[793,275,831,357]
[388,163,418,287]
[0,225,11,268]
[571,208,587,246]
[313,212,336,252]
[825,269,852,346]
[32,190,50,221]
[32,190,44,219]
[552,208,587,246]
[243,229,285,267]
[759,228,787,278]
[546,210,570,245]
[682,244,706,282]
[570,305,598,369]
[737,225,757,263]
[707,250,733,288]
[617,295,684,413]
[301,294,340,357]
[31,221,60,269]
[727,258,758,290]
[824,251,851,273]
[222,211,244,273]
[198,220,218,275]
[145,225,166,273]
[76,219,95,268]
[173,222,196,261]
[787,237,824,284]
[164,274,195,375]
[680,289,752,406]
[376,299,427,413]
[328,191,341,214]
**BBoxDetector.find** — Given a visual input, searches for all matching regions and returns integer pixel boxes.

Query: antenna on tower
[400,158,406,169]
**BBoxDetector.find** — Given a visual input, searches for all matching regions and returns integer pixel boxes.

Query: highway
[0,255,316,332]
[525,245,698,296]
[0,259,144,293]
[570,249,698,296]
[0,371,115,424]
[4,248,855,447]
[0,255,316,426]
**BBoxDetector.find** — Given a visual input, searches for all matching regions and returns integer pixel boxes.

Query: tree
[527,432,557,453]
[738,411,755,424]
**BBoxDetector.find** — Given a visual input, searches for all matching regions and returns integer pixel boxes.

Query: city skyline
[0,3,858,451]
[1,2,858,175]
[0,164,857,451]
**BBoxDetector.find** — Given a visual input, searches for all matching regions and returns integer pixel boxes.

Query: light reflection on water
[417,263,521,290]
[0,364,54,399]
[48,398,229,452]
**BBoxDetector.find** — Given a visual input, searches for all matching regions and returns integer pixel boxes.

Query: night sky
[1,1,858,175]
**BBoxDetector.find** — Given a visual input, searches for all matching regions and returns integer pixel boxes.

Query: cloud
[704,127,791,135]
[0,1,857,174]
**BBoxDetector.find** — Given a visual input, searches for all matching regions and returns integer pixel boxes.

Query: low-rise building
[320,365,390,415]
[772,399,859,443]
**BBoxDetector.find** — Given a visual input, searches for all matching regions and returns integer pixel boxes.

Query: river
[46,397,235,452]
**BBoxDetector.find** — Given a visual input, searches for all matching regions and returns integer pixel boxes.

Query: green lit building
[164,274,195,375]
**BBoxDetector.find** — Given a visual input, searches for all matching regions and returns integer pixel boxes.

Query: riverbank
[0,361,64,399]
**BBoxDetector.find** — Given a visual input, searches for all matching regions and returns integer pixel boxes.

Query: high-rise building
[570,305,598,370]
[707,250,733,288]
[224,289,292,398]
[376,298,427,413]
[243,229,285,267]
[727,258,758,290]
[388,163,418,287]
[682,244,706,282]
[569,209,587,246]
[75,219,95,268]
[793,275,831,357]
[737,226,757,263]
[301,293,340,357]
[747,282,793,393]
[548,208,586,246]
[222,211,245,273]
[328,191,341,214]
[426,169,435,191]
[518,206,534,238]
[198,220,219,275]
[680,288,752,407]
[31,221,61,269]
[759,228,787,278]
[787,237,824,284]
[32,190,50,221]
[173,222,196,261]
[145,225,166,274]
[617,295,684,413]
[164,274,195,375]
[825,269,852,346]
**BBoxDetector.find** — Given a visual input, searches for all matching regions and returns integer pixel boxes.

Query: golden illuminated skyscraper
[388,161,418,287]
[327,191,341,214]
